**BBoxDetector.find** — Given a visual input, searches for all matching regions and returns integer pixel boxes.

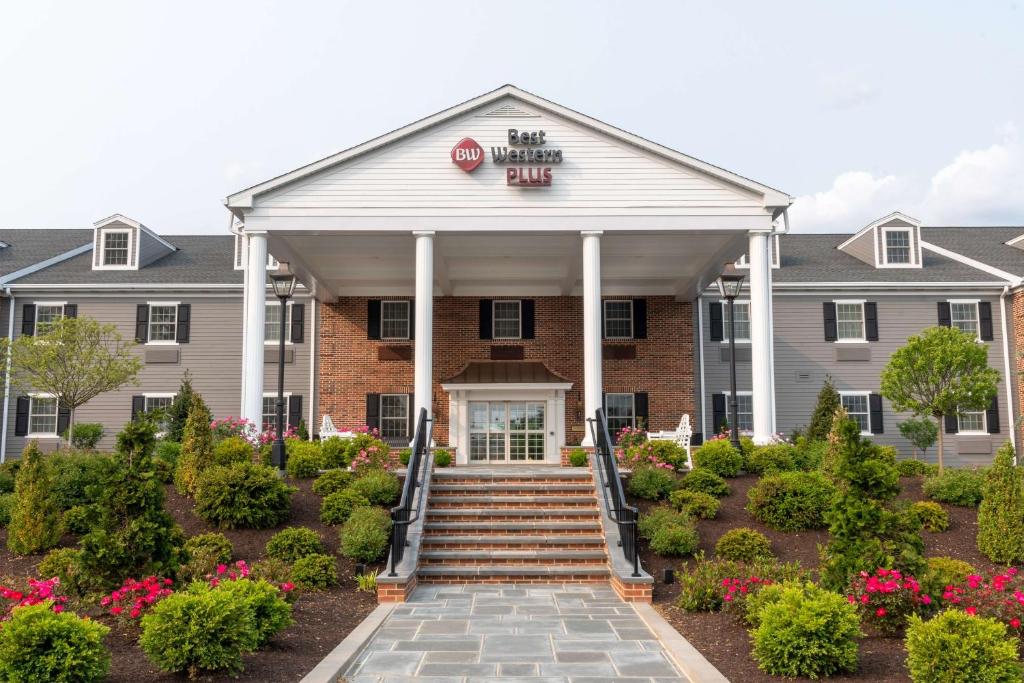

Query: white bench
[647,414,693,470]
[319,415,355,440]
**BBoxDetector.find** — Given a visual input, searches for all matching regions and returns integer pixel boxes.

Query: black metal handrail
[388,407,432,577]
[588,408,641,577]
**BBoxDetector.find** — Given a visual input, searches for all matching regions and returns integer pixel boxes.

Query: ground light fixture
[269,264,298,473]
[716,270,746,450]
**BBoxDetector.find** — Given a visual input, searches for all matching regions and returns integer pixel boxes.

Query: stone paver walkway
[344,584,689,683]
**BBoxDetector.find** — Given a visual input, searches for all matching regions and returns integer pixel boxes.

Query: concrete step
[431,470,593,483]
[416,565,612,580]
[423,521,604,535]
[431,483,596,494]
[425,508,600,522]
[428,495,597,508]
[420,550,607,565]
[422,534,606,547]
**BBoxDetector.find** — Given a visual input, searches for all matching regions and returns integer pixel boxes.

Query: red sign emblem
[451,138,484,172]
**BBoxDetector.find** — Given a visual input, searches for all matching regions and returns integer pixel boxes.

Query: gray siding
[841,230,875,266]
[137,230,172,268]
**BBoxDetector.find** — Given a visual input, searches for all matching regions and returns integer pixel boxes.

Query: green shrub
[905,610,1021,683]
[693,440,744,477]
[923,468,985,507]
[977,443,1024,564]
[568,449,588,467]
[668,489,719,519]
[0,493,14,527]
[185,532,233,565]
[68,422,104,450]
[49,450,113,511]
[250,558,293,585]
[751,582,860,679]
[194,462,295,529]
[0,601,110,683]
[746,471,835,531]
[819,419,925,591]
[320,488,371,525]
[397,448,412,466]
[139,586,258,677]
[203,579,293,647]
[678,468,730,497]
[312,469,353,497]
[37,548,90,596]
[340,507,392,562]
[153,440,182,483]
[627,466,677,500]
[165,371,197,443]
[266,527,324,563]
[7,442,62,555]
[896,459,932,477]
[715,528,773,562]
[649,522,699,557]
[285,441,325,478]
[921,556,975,602]
[675,553,806,612]
[434,449,452,467]
[910,501,950,533]
[349,470,401,505]
[648,440,690,470]
[320,437,348,468]
[60,505,90,535]
[291,554,338,590]
[746,444,797,475]
[637,506,687,540]
[346,434,392,472]
[806,376,842,441]
[174,396,215,496]
[792,437,828,471]
[212,436,254,466]
[0,461,19,494]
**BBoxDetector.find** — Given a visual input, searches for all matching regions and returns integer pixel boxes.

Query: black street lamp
[269,264,298,473]
[716,270,745,450]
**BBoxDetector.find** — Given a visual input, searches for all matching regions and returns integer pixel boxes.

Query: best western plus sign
[450,138,484,172]
[450,129,563,186]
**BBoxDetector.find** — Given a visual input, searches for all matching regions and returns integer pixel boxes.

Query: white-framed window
[381,301,411,340]
[28,395,59,436]
[722,391,753,432]
[840,392,871,434]
[605,393,636,435]
[101,229,131,267]
[492,300,522,340]
[949,300,980,339]
[603,300,634,339]
[34,302,66,335]
[147,303,178,344]
[721,301,751,342]
[835,300,866,342]
[264,302,292,344]
[380,394,409,440]
[261,394,290,432]
[883,228,912,265]
[144,393,175,432]
[957,410,986,434]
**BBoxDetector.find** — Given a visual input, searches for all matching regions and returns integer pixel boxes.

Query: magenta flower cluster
[848,568,932,634]
[101,576,175,620]
[0,577,68,617]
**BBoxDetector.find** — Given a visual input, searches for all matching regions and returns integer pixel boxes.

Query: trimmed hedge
[746,471,836,532]
[193,462,295,529]
[693,440,744,477]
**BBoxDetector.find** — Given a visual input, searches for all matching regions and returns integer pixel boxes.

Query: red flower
[966,607,978,616]
[1011,618,1021,629]
[875,607,887,617]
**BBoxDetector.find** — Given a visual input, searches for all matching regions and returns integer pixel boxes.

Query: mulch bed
[1,479,381,683]
[637,474,992,683]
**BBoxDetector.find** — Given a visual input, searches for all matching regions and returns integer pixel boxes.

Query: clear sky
[1,1,1021,234]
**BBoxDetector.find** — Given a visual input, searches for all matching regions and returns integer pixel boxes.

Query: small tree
[881,326,1000,473]
[898,417,938,460]
[7,442,62,555]
[165,370,197,443]
[977,442,1024,564]
[174,396,214,496]
[1,317,142,446]
[806,376,841,441]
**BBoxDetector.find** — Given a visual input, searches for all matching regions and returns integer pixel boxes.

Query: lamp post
[269,264,298,473]
[716,271,745,450]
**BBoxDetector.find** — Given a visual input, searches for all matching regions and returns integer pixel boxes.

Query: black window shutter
[56,403,71,437]
[633,299,647,339]
[63,304,78,319]
[290,303,305,343]
[691,432,704,447]
[823,302,838,342]
[937,302,952,327]
[14,397,29,436]
[288,395,303,429]
[366,394,380,431]
[407,393,415,438]
[864,302,878,341]
[408,301,415,341]
[709,302,723,342]
[979,302,994,341]
[21,304,35,337]
[945,413,958,434]
[601,301,607,339]
[987,395,1000,434]
[135,304,149,343]
[869,394,884,434]
[131,395,145,421]
[367,300,381,340]
[175,304,191,343]
[521,299,535,339]
[601,392,606,421]
[712,393,727,433]
[634,392,649,430]
[479,299,493,340]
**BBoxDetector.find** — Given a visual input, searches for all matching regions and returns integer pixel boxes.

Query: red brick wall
[318,296,694,446]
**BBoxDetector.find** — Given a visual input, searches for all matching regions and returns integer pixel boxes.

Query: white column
[413,231,435,434]
[749,230,775,444]
[581,230,603,446]
[242,232,268,430]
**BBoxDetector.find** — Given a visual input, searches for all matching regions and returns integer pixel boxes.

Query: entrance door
[468,401,545,462]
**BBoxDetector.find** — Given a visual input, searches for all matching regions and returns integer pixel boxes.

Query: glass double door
[469,401,545,462]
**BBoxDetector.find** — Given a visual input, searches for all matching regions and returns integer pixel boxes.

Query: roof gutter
[1,289,14,462]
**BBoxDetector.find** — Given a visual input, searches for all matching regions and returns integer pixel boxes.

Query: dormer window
[102,230,130,266]
[884,229,911,264]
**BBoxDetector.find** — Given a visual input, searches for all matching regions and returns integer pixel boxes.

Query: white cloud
[788,171,905,233]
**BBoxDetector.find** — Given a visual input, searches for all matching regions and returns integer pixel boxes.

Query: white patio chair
[647,414,693,469]
[319,415,355,440]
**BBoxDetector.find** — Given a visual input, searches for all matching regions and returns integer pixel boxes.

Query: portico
[226,85,791,449]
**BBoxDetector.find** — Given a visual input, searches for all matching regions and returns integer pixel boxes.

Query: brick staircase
[418,466,611,584]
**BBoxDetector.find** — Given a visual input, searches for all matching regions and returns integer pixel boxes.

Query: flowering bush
[257,425,298,446]
[938,568,1024,637]
[675,552,805,612]
[847,568,933,635]
[618,441,677,472]
[211,417,260,446]
[615,425,647,452]
[101,576,174,621]
[0,578,68,618]
[720,575,780,624]
[349,439,392,473]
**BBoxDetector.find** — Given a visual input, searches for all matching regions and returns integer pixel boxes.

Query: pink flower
[280,582,295,593]
[216,564,227,575]
[920,594,932,605]
[110,606,123,616]
[1012,618,1021,629]
[966,607,978,616]
[52,604,64,613]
